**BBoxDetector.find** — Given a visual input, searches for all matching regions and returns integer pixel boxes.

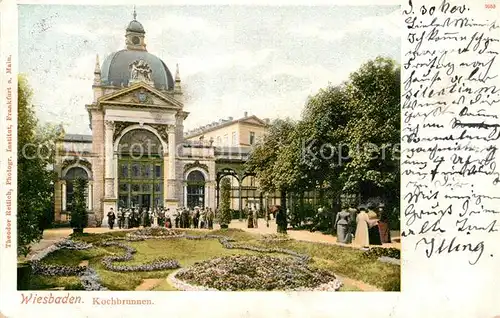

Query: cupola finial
[175,63,180,81]
[174,63,182,93]
[133,5,137,20]
[94,54,100,74]
[93,53,101,85]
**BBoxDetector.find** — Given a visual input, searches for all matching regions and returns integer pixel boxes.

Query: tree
[299,84,351,225]
[341,57,400,210]
[246,56,401,230]
[17,74,59,256]
[70,177,88,233]
[218,177,232,228]
[246,118,299,217]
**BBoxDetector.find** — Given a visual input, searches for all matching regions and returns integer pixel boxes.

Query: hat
[378,203,385,208]
[366,202,376,210]
[357,204,367,211]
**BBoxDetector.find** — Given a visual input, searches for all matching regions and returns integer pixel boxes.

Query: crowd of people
[335,202,391,247]
[106,206,216,230]
[104,201,391,248]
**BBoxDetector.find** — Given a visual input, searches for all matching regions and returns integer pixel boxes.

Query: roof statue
[129,59,153,83]
[100,9,174,89]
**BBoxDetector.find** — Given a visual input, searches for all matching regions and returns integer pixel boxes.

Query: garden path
[78,260,89,267]
[135,279,163,291]
[228,219,401,250]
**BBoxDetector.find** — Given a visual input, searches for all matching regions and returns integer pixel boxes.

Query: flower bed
[260,234,292,243]
[100,241,180,272]
[31,233,338,291]
[31,261,88,276]
[29,239,107,291]
[126,227,183,240]
[363,247,400,260]
[167,269,218,291]
[175,255,340,291]
[55,239,93,250]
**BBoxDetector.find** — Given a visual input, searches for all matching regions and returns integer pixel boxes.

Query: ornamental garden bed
[174,255,342,291]
[23,228,400,291]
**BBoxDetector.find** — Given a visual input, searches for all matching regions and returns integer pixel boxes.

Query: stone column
[238,181,243,221]
[204,181,214,210]
[183,183,188,207]
[54,181,63,222]
[165,126,179,210]
[167,127,177,199]
[102,120,117,227]
[62,181,67,212]
[90,109,105,226]
[208,181,216,210]
[104,120,114,198]
[87,182,92,210]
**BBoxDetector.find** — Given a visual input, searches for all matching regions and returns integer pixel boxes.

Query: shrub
[70,177,88,232]
[218,178,232,226]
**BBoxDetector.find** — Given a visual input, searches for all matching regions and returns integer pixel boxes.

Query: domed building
[53,10,274,227]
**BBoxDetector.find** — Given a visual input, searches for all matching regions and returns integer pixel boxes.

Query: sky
[18,5,400,135]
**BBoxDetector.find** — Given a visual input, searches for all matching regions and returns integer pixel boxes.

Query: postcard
[0,0,499,317]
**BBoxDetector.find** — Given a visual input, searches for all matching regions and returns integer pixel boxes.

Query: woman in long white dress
[354,205,378,247]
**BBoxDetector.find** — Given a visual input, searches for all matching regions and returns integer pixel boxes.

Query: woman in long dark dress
[367,203,382,245]
[377,204,391,243]
[274,206,287,234]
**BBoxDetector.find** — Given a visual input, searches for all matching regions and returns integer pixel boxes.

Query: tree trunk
[281,189,287,212]
[73,228,84,234]
[281,188,287,232]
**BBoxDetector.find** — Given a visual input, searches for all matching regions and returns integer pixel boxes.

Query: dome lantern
[125,7,146,51]
[99,9,175,90]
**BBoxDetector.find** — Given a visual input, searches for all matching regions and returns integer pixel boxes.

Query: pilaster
[54,180,63,222]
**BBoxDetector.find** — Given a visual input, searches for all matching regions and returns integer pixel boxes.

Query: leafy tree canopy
[247,56,400,212]
[18,74,60,256]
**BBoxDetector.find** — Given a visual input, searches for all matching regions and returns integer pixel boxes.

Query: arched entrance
[186,170,205,209]
[241,175,263,211]
[117,129,164,210]
[64,167,90,212]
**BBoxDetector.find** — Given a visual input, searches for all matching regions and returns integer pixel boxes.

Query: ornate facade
[53,12,276,226]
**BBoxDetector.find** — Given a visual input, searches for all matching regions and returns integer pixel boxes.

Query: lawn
[23,228,399,291]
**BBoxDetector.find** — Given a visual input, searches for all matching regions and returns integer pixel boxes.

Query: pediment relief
[98,83,182,109]
[112,90,166,105]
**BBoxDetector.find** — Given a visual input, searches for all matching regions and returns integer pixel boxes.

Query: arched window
[187,170,205,182]
[118,129,163,156]
[64,167,89,211]
[118,129,164,209]
[186,170,205,209]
